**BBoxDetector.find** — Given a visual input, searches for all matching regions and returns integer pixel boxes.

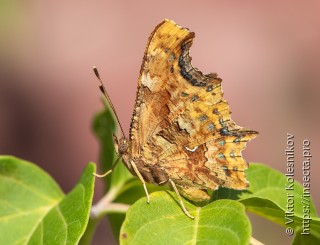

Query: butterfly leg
[130,160,150,204]
[93,156,121,177]
[169,179,194,219]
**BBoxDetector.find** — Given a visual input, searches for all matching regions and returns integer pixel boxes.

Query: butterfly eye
[118,139,128,155]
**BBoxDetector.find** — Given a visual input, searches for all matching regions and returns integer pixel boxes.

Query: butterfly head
[113,134,129,155]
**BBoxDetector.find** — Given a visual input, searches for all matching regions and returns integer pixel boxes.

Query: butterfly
[94,19,257,219]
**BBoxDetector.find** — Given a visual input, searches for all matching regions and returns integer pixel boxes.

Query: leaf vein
[0,174,58,203]
[191,207,201,245]
[56,205,68,245]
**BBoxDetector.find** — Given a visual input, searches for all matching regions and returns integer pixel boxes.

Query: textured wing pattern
[129,20,257,191]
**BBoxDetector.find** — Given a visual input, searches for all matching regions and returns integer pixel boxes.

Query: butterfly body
[114,136,170,185]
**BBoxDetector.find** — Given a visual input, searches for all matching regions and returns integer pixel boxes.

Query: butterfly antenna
[93,66,126,138]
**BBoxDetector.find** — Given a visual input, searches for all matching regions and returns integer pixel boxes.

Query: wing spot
[169,53,175,61]
[191,95,199,102]
[221,166,231,176]
[219,118,225,127]
[206,85,213,92]
[225,169,231,177]
[207,123,215,131]
[213,108,219,115]
[199,115,208,122]
[230,151,236,159]
[185,146,199,152]
[181,92,189,97]
[220,127,232,136]
[234,137,241,144]
[218,153,226,159]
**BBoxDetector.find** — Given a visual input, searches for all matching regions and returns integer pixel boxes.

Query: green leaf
[0,156,95,245]
[213,163,320,241]
[107,181,166,239]
[120,191,251,245]
[293,228,320,245]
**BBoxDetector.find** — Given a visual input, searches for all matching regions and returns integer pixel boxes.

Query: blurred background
[0,0,319,244]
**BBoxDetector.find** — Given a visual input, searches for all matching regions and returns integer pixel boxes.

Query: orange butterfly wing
[128,20,257,197]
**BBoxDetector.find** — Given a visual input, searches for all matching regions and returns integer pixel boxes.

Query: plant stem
[81,185,130,245]
[91,186,129,218]
[250,236,265,245]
